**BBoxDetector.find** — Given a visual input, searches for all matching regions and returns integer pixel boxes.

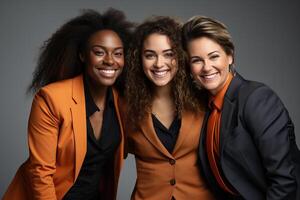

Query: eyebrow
[190,56,201,59]
[91,45,123,50]
[143,49,173,53]
[208,51,219,56]
[190,51,219,59]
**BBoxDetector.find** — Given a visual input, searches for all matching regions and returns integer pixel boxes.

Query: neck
[87,78,108,109]
[210,73,232,96]
[152,84,175,114]
[153,84,172,99]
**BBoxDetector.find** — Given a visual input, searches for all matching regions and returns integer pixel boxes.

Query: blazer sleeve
[25,88,60,200]
[242,85,297,200]
[117,96,130,158]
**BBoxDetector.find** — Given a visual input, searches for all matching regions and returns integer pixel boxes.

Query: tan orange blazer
[123,108,215,200]
[2,75,124,200]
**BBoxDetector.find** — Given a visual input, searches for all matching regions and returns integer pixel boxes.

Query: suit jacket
[2,75,124,200]
[198,73,299,200]
[121,106,215,200]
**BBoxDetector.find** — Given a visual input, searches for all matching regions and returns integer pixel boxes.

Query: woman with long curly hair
[3,8,134,200]
[123,16,214,200]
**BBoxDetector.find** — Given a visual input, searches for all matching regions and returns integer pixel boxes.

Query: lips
[151,69,169,78]
[97,68,118,78]
[200,72,219,80]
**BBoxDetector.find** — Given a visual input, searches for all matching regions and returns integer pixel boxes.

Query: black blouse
[152,114,181,154]
[63,77,121,200]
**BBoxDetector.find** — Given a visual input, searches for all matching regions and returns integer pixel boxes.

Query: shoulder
[33,76,82,111]
[239,79,290,136]
[231,73,279,106]
[37,75,82,100]
[240,80,282,109]
[40,77,73,96]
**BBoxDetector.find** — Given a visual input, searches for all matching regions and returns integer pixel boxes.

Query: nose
[202,59,211,71]
[103,54,114,66]
[154,55,164,68]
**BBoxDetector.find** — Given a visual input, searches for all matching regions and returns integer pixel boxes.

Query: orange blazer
[2,75,124,200]
[122,108,215,200]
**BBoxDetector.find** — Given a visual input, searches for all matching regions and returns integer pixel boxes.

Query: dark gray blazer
[198,73,300,200]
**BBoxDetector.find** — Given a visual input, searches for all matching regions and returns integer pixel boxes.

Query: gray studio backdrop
[1,0,299,199]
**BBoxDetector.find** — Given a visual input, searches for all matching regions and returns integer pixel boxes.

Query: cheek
[218,61,230,75]
[218,57,231,70]
[171,59,177,68]
[116,58,125,68]
[142,59,153,71]
[87,54,102,66]
[190,64,202,75]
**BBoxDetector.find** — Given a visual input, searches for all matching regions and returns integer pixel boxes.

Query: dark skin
[81,30,124,139]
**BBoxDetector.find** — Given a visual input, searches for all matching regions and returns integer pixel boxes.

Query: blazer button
[169,159,176,165]
[170,179,176,186]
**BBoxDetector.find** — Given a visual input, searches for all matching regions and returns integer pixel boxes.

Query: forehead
[187,36,224,55]
[143,33,172,50]
[88,29,123,48]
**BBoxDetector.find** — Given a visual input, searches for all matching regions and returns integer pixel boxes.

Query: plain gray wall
[1,0,299,199]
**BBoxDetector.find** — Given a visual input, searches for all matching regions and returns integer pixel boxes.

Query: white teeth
[153,70,167,76]
[202,73,217,79]
[100,69,115,74]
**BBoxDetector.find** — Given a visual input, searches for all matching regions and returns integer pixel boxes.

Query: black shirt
[152,114,181,154]
[63,77,121,200]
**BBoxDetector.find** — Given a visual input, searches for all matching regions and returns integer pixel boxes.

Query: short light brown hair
[182,16,235,59]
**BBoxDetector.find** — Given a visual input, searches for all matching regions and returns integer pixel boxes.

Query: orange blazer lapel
[139,113,173,158]
[70,75,87,180]
[173,110,204,156]
[112,88,125,181]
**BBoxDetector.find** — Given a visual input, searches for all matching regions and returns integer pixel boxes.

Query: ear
[228,54,233,65]
[79,53,84,62]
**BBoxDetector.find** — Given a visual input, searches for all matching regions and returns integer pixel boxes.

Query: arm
[25,89,60,200]
[243,85,297,200]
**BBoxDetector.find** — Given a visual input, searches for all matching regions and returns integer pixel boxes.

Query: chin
[152,79,172,87]
[98,79,117,87]
[201,82,218,93]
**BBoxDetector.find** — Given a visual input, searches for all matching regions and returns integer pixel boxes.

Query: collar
[209,73,233,111]
[83,74,114,117]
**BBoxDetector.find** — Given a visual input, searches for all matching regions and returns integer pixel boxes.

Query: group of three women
[3,8,299,200]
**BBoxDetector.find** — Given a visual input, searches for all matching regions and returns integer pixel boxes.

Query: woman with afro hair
[3,8,134,200]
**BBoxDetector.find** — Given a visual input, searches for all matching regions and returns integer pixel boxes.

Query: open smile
[97,68,118,78]
[200,72,219,80]
[151,69,169,78]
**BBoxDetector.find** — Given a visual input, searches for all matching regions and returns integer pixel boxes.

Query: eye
[92,49,105,56]
[144,53,156,59]
[114,51,124,58]
[95,51,104,56]
[190,58,203,64]
[210,54,220,60]
[164,52,175,59]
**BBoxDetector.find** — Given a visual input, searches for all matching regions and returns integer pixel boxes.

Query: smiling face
[187,36,233,95]
[142,33,178,88]
[82,29,124,87]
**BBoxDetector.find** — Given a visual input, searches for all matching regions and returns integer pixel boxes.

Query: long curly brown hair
[125,16,205,129]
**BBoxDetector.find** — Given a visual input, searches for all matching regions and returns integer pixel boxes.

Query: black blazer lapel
[220,73,245,154]
[219,98,236,154]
